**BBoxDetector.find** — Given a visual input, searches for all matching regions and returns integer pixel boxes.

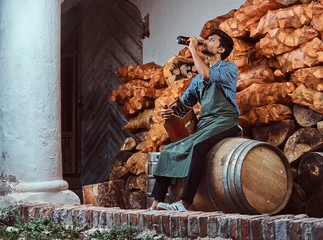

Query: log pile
[92,0,323,214]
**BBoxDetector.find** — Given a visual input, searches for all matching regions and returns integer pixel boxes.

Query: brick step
[19,203,323,239]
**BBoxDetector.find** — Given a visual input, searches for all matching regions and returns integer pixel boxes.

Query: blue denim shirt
[180,60,240,115]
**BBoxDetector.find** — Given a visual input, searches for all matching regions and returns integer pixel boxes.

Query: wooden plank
[81,0,108,42]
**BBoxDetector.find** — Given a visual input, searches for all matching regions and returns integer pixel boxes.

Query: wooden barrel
[170,137,293,215]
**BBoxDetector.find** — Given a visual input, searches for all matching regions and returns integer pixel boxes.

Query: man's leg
[150,176,172,209]
[180,125,241,204]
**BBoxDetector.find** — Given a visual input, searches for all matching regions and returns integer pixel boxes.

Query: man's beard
[201,46,213,56]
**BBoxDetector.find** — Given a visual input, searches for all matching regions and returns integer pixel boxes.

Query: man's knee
[193,141,213,159]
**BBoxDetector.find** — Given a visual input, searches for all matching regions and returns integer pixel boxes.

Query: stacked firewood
[101,0,323,214]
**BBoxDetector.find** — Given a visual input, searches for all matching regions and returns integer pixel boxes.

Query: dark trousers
[151,125,241,203]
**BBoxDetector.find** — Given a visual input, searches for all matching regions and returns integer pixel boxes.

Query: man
[150,29,242,211]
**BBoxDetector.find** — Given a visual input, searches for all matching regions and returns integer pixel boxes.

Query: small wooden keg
[170,137,293,215]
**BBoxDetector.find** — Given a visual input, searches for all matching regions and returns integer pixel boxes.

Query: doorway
[61,5,82,198]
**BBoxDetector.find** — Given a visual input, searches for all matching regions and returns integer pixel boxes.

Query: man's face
[201,34,223,57]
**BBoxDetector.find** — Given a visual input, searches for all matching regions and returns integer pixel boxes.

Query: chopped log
[123,109,154,133]
[290,66,323,92]
[82,180,127,208]
[124,151,148,175]
[178,46,188,57]
[163,55,197,85]
[318,121,323,134]
[125,173,147,192]
[311,2,323,34]
[108,83,133,106]
[273,69,286,81]
[300,0,315,3]
[141,123,170,153]
[226,0,295,36]
[252,119,295,147]
[153,78,193,124]
[178,45,206,61]
[293,104,323,127]
[289,84,323,114]
[200,10,235,39]
[271,37,323,73]
[116,62,162,83]
[280,182,306,215]
[236,82,296,115]
[231,52,258,69]
[108,79,152,106]
[234,0,283,28]
[116,65,134,81]
[120,137,137,152]
[135,130,149,142]
[149,68,168,89]
[128,79,151,87]
[250,2,315,38]
[173,68,180,76]
[112,150,133,168]
[298,152,323,194]
[227,38,258,68]
[292,167,298,181]
[179,64,188,76]
[237,59,278,91]
[283,127,323,163]
[127,190,147,209]
[239,104,292,128]
[136,142,143,151]
[123,95,155,119]
[256,26,318,58]
[305,188,323,218]
[109,166,131,181]
[133,86,157,100]
[219,17,248,38]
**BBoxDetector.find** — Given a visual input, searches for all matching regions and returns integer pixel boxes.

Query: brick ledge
[18,203,323,239]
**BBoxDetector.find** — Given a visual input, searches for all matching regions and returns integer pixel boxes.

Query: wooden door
[80,0,143,186]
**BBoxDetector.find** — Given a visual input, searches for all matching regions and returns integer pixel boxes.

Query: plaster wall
[130,0,245,66]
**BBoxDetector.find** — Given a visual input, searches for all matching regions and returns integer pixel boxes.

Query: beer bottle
[177,36,204,45]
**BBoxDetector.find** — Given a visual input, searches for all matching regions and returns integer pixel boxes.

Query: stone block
[274,218,292,240]
[249,216,269,240]
[240,215,264,240]
[314,221,323,240]
[188,214,199,238]
[300,218,323,240]
[161,213,171,236]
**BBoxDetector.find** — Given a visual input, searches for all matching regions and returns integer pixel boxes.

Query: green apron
[153,81,238,178]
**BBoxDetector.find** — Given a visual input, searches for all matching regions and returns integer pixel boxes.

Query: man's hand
[161,105,175,120]
[188,36,198,52]
[187,36,210,81]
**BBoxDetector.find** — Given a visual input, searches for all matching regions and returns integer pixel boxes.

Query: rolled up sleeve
[180,76,200,107]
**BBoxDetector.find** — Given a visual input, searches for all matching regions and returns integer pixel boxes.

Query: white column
[0,0,79,205]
